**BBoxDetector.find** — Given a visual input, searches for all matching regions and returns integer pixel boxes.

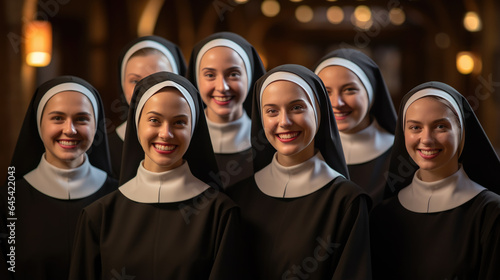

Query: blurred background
[2,0,499,182]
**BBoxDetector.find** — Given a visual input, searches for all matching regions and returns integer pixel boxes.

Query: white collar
[255,152,344,198]
[119,161,210,203]
[339,119,394,164]
[24,153,107,200]
[116,121,127,141]
[398,166,485,213]
[206,112,251,153]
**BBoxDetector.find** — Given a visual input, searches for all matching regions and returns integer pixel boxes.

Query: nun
[227,65,372,279]
[186,32,265,189]
[69,72,243,279]
[108,35,186,178]
[0,76,117,280]
[370,82,500,279]
[314,49,397,205]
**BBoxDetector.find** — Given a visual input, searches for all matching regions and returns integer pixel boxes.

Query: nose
[63,120,77,135]
[279,111,292,128]
[329,92,345,108]
[159,123,174,139]
[420,127,434,145]
[215,75,229,93]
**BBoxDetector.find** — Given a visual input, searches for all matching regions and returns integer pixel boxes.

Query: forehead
[200,46,244,67]
[125,53,171,71]
[143,88,190,112]
[318,65,362,83]
[44,91,92,110]
[405,97,455,120]
[262,80,308,102]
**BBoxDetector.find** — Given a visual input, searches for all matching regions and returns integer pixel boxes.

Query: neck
[341,115,371,134]
[276,144,315,167]
[418,162,460,182]
[44,153,85,169]
[205,107,243,123]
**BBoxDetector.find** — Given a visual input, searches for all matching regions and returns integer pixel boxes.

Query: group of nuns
[2,31,500,280]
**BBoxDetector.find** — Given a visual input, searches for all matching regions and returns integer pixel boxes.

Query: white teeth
[278,132,299,139]
[213,96,232,102]
[420,150,439,156]
[154,144,175,151]
[59,140,78,146]
[334,112,349,117]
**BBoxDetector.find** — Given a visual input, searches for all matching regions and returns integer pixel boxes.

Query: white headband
[195,38,252,92]
[121,40,178,90]
[315,57,374,106]
[259,72,319,130]
[135,81,196,138]
[37,82,99,137]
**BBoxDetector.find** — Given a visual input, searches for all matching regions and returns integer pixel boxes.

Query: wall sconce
[25,21,52,67]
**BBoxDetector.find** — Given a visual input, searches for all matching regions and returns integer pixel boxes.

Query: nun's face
[138,88,192,173]
[261,80,317,166]
[317,65,370,134]
[40,91,96,169]
[123,53,172,104]
[198,46,248,123]
[404,97,461,181]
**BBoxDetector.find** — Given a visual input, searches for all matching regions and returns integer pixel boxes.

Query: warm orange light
[261,0,280,17]
[25,21,52,67]
[456,52,481,75]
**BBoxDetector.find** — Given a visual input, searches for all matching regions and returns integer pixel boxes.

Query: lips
[333,111,351,120]
[57,140,80,148]
[212,96,233,105]
[418,149,441,159]
[153,143,177,154]
[276,132,300,142]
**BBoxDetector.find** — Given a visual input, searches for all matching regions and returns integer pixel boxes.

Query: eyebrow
[146,111,189,118]
[406,118,451,124]
[48,111,92,116]
[201,66,242,72]
[263,99,306,107]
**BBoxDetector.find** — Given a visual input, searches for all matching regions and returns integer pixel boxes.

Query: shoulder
[328,177,371,206]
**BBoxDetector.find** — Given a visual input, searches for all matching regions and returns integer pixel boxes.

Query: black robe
[214,148,253,190]
[0,176,117,280]
[69,188,244,279]
[370,190,500,280]
[347,148,392,206]
[227,176,372,280]
[107,130,123,179]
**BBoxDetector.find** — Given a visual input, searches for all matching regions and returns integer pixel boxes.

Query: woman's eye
[76,117,90,122]
[229,71,241,78]
[291,105,303,110]
[203,72,215,78]
[149,118,160,124]
[51,116,63,121]
[174,120,187,126]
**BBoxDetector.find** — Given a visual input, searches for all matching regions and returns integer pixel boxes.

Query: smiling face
[198,46,248,123]
[123,52,172,104]
[138,87,192,173]
[404,97,461,181]
[317,65,370,134]
[40,91,96,169]
[261,80,317,167]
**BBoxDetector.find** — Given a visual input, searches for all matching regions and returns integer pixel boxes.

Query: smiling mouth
[418,149,441,159]
[212,96,234,105]
[154,143,177,153]
[333,111,351,120]
[58,140,80,147]
[276,132,300,142]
